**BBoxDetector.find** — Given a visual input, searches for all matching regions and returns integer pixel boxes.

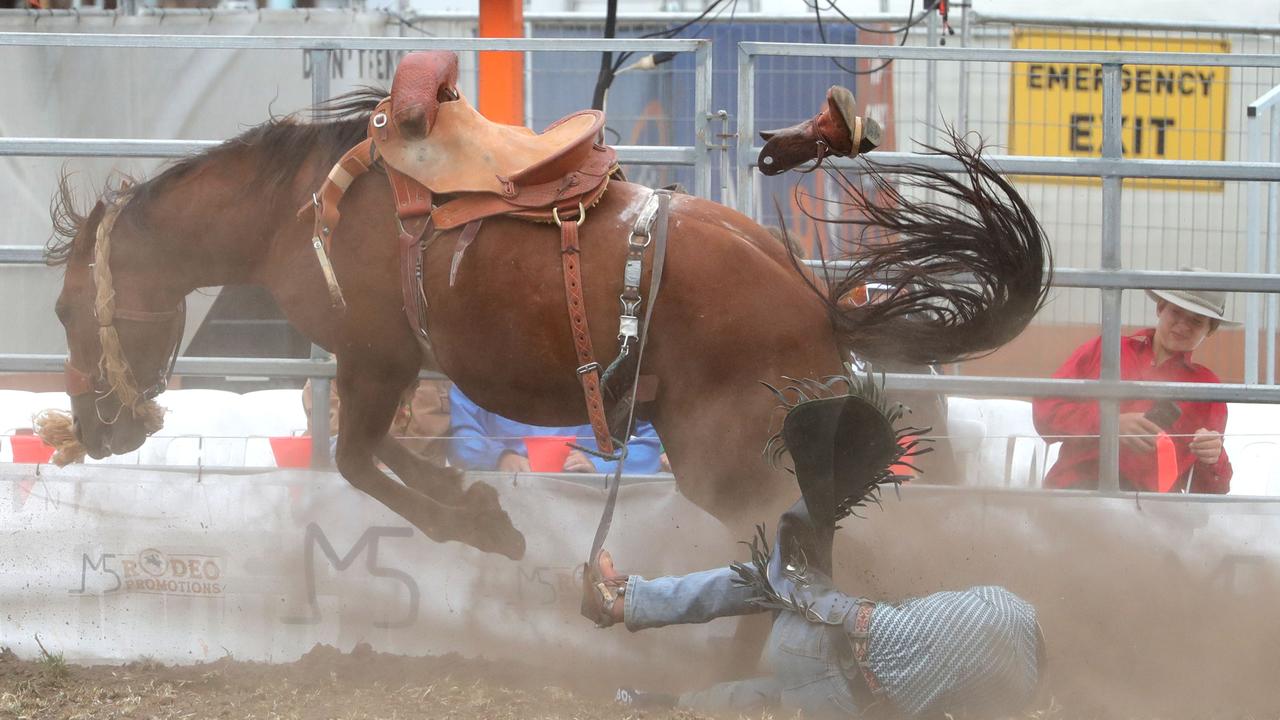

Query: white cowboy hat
[1144,267,1240,327]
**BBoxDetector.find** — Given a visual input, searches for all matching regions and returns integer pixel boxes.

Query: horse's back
[420,180,835,421]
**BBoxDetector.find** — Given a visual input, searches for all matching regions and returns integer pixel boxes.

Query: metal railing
[957,10,1280,336]
[5,30,1280,496]
[738,41,1280,493]
[968,11,1280,37]
[1247,82,1280,384]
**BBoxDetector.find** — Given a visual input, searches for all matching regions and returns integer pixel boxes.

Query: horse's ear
[80,200,108,240]
[84,200,107,229]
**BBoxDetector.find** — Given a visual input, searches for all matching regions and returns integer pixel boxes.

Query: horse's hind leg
[334,363,525,560]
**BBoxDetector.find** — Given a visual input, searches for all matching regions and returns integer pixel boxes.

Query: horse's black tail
[787,129,1052,366]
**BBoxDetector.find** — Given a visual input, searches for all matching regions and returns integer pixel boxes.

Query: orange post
[478,0,525,126]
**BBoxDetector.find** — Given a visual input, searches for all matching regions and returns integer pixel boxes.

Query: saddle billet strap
[448,220,483,288]
[385,164,434,220]
[583,190,672,621]
[559,214,613,456]
[399,214,434,343]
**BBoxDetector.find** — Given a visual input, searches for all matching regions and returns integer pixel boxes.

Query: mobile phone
[1144,400,1182,431]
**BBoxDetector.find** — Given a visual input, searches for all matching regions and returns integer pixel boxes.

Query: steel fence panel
[962,18,1280,333]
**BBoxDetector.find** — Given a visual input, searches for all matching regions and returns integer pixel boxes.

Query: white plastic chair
[143,389,247,467]
[947,397,1050,488]
[239,389,310,467]
[0,390,38,434]
[1224,403,1280,496]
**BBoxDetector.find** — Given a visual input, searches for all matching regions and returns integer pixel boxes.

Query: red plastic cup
[11,435,55,464]
[890,435,918,480]
[269,436,313,468]
[523,435,575,473]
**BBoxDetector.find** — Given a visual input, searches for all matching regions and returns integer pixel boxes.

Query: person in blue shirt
[448,387,665,474]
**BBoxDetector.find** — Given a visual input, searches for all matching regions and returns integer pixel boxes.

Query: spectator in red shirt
[1034,275,1236,493]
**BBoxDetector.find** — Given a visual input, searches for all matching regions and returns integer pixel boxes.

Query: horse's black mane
[46,87,386,267]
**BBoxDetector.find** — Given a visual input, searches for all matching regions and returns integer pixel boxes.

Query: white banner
[0,465,740,691]
[4,465,1280,713]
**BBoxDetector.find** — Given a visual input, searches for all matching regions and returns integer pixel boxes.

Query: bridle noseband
[63,190,186,425]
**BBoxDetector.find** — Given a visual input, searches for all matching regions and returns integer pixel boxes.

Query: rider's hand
[563,450,597,473]
[497,451,531,473]
[1189,428,1223,465]
[1118,413,1163,453]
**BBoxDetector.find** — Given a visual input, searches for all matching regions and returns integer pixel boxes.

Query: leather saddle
[375,91,607,198]
[757,85,882,176]
[367,50,616,230]
[306,49,623,457]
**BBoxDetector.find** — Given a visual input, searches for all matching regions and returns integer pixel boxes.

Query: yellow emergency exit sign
[1009,30,1230,189]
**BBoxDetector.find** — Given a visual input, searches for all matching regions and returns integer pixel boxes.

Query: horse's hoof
[464,481,526,560]
[475,512,526,560]
[464,479,500,505]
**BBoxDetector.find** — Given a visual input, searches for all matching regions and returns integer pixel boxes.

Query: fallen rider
[582,378,1046,718]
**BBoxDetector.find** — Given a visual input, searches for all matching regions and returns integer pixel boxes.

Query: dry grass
[0,645,732,720]
[0,645,1195,720]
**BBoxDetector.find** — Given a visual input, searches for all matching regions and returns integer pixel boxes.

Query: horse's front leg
[334,363,526,560]
[375,436,466,503]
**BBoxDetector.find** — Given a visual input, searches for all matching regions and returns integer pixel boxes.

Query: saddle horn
[389,51,460,140]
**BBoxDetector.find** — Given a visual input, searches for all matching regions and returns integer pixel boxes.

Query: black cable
[591,0,620,111]
[812,0,921,77]
[606,0,733,81]
[386,12,438,37]
[818,0,929,34]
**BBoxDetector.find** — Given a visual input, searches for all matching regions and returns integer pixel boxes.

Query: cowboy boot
[757,85,883,176]
[581,550,627,627]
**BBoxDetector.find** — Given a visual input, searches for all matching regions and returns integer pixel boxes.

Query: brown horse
[46,90,1048,561]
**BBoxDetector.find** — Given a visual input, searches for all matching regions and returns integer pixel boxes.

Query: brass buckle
[552,202,588,228]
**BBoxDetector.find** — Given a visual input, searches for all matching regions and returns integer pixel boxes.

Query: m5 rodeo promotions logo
[70,548,225,598]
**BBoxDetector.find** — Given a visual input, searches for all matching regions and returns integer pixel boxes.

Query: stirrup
[581,550,626,628]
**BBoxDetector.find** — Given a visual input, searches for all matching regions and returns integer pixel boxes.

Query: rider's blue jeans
[624,566,861,718]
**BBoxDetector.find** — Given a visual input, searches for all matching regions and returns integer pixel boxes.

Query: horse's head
[49,184,184,459]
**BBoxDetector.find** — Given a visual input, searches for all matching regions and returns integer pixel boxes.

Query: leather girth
[559,212,613,456]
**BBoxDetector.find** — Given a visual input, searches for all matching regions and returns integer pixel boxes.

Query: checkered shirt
[863,585,1042,718]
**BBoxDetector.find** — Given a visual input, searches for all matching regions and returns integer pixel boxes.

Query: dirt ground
[0,643,1084,720]
[0,644,739,720]
[10,642,1265,720]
